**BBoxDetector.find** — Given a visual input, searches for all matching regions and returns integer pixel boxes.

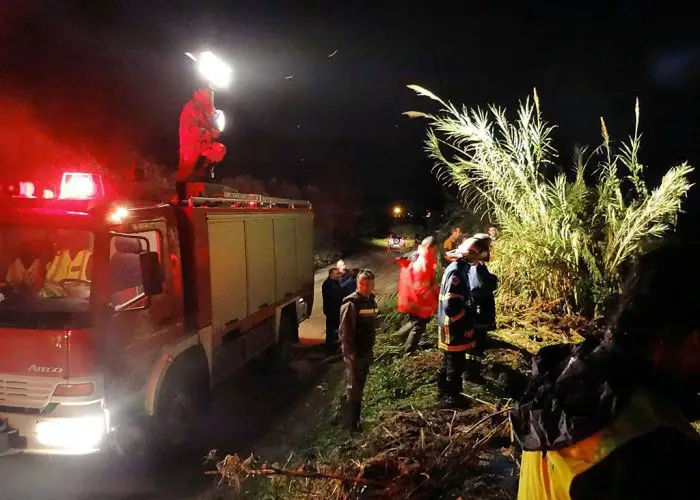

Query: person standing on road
[321,267,344,348]
[337,260,357,296]
[339,270,378,432]
[396,237,439,356]
[436,240,477,408]
[512,242,700,500]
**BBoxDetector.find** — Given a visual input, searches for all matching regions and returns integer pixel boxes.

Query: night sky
[2,1,700,220]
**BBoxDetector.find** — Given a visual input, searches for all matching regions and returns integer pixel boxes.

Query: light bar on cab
[59,172,104,200]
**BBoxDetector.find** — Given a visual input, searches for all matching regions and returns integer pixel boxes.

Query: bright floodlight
[213,109,226,132]
[197,51,232,89]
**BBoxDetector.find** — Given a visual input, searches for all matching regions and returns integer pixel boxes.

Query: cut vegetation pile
[210,292,536,499]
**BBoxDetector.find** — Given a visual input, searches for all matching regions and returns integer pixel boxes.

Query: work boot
[436,370,449,399]
[175,182,187,202]
[444,393,471,409]
[343,400,362,432]
[464,358,487,384]
[351,401,362,433]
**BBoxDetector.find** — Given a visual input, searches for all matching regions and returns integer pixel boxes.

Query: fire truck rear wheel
[268,308,298,371]
[154,348,210,451]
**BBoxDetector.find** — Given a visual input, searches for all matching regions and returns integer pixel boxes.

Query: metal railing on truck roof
[185,193,311,209]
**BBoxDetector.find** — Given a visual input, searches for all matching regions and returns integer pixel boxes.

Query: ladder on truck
[179,182,312,209]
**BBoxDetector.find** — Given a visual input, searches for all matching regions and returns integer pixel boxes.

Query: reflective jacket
[437,260,475,352]
[512,340,700,500]
[396,252,438,319]
[339,291,378,357]
[177,89,226,181]
[5,258,41,290]
[40,249,91,298]
[46,249,91,283]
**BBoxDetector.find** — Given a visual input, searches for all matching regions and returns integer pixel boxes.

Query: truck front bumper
[0,403,109,456]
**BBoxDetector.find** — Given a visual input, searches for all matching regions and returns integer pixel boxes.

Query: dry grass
[492,292,587,354]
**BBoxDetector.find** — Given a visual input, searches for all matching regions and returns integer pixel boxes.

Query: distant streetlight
[392,205,403,217]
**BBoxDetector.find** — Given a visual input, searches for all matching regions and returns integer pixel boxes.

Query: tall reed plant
[406,86,693,314]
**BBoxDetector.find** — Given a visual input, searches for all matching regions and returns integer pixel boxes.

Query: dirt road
[0,249,400,500]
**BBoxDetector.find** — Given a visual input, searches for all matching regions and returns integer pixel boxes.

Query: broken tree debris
[210,404,515,499]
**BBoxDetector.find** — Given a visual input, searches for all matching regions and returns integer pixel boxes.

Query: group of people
[321,227,700,498]
[0,231,93,300]
[325,225,499,431]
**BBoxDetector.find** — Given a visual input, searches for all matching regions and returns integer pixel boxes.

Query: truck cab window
[110,231,162,310]
[0,227,94,328]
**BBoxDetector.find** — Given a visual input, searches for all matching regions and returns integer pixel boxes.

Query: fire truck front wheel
[154,347,210,450]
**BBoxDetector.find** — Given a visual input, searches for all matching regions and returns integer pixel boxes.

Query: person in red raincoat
[177,87,227,186]
[396,236,439,356]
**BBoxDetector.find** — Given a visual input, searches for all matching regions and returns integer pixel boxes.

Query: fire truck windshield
[0,226,94,328]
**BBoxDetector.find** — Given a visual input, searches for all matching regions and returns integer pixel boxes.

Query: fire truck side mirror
[140,252,164,296]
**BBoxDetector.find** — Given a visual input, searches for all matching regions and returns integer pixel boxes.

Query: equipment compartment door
[208,218,247,331]
[245,219,275,313]
[273,216,297,301]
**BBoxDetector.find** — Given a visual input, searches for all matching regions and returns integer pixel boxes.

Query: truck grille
[0,376,57,409]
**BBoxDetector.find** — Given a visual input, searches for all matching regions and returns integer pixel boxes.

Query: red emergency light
[59,172,103,200]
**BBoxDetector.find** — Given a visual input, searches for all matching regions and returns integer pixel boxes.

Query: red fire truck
[0,173,314,455]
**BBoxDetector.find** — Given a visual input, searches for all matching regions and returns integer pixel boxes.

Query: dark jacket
[339,291,378,357]
[321,278,343,319]
[467,263,497,330]
[437,260,475,352]
[339,272,356,297]
[512,339,700,499]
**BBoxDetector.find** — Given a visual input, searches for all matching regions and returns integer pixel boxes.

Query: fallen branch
[208,453,385,487]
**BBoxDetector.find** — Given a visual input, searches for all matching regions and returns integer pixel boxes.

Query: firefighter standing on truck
[177,87,226,187]
[339,270,378,432]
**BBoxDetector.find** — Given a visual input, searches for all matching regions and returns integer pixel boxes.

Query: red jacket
[177,88,226,181]
[396,249,439,319]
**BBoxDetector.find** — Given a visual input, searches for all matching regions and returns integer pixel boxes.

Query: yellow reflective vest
[517,388,699,500]
[4,258,41,288]
[40,249,92,297]
[46,249,92,282]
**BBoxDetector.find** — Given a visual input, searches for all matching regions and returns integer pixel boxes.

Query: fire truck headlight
[36,413,108,451]
[197,51,232,90]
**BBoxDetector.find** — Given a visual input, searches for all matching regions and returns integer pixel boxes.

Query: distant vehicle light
[108,206,129,224]
[59,172,102,200]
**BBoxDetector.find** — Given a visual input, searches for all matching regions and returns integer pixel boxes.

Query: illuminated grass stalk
[406,87,694,314]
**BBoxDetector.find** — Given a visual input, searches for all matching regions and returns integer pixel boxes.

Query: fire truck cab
[0,173,314,455]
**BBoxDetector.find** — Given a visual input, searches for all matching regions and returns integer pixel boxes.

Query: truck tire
[268,309,298,371]
[154,348,210,452]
